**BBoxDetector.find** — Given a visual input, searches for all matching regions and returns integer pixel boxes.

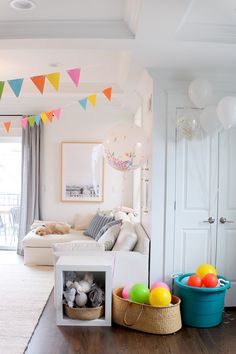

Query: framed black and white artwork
[61,142,104,202]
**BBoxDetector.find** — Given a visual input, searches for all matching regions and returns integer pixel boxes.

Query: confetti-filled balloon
[103,122,148,171]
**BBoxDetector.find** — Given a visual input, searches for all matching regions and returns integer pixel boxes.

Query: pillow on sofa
[84,213,114,239]
[95,219,122,241]
[73,213,95,230]
[112,221,137,251]
[114,211,131,223]
[98,224,121,251]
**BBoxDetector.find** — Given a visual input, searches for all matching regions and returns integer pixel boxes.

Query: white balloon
[217,96,236,130]
[188,79,213,108]
[176,109,199,139]
[199,105,222,135]
[103,122,148,171]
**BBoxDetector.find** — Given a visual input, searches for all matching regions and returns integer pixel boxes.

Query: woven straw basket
[112,288,182,334]
[64,304,104,321]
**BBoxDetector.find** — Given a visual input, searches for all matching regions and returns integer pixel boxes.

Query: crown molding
[0,20,134,40]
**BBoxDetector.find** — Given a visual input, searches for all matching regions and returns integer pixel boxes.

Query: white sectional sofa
[22,223,150,288]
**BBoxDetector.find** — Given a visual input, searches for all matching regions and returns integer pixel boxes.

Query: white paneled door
[216,127,236,306]
[173,108,236,306]
[174,121,218,274]
[174,110,236,306]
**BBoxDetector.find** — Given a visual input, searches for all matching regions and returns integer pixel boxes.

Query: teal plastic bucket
[173,273,230,328]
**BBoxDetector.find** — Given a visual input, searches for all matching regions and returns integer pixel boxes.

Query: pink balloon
[150,281,170,292]
[122,284,133,299]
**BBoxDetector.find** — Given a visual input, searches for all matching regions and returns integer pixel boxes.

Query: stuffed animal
[75,292,87,307]
[71,273,93,293]
[63,288,76,308]
[88,284,105,308]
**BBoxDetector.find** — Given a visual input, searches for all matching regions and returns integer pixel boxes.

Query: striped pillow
[95,219,122,241]
[84,213,114,239]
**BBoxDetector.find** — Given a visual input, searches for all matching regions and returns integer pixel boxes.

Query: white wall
[41,99,134,223]
[0,97,134,224]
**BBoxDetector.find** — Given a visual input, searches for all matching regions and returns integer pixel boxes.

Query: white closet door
[217,127,236,306]
[174,112,218,274]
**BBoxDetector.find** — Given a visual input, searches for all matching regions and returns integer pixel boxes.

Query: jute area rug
[0,263,53,354]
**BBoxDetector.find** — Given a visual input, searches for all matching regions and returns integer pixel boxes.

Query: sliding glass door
[0,137,21,250]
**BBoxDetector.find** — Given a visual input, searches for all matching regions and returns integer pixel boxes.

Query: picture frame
[61,142,104,202]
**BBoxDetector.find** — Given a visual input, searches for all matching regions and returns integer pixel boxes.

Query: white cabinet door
[216,127,236,306]
[174,114,218,274]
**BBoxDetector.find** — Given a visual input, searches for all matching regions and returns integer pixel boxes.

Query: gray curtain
[17,124,43,255]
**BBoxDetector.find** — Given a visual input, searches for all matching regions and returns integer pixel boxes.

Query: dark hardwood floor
[25,292,236,354]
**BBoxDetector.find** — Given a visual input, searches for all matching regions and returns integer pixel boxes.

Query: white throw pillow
[114,211,130,223]
[112,221,137,251]
[73,214,95,230]
[98,224,121,251]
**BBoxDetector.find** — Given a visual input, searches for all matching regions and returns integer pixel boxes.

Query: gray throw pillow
[84,213,114,239]
[95,219,122,241]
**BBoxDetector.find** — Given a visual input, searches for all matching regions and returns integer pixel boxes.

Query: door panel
[180,229,210,272]
[217,127,236,306]
[174,109,218,273]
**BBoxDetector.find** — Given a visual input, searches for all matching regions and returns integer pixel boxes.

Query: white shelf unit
[55,255,112,326]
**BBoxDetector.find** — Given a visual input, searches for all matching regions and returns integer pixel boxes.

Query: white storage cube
[55,255,112,326]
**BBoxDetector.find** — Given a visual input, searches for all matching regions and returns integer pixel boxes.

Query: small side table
[55,255,112,326]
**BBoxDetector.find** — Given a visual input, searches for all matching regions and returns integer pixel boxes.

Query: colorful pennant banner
[8,78,24,97]
[31,75,46,94]
[67,68,80,87]
[0,67,82,100]
[1,87,112,133]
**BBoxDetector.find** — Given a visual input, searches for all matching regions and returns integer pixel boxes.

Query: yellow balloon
[196,263,217,279]
[149,287,171,307]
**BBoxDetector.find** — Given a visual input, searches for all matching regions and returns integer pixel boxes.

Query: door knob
[203,217,215,224]
[219,217,234,224]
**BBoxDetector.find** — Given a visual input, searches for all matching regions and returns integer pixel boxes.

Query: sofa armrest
[133,223,150,255]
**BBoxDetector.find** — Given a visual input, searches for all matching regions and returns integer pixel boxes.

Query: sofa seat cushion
[22,229,95,248]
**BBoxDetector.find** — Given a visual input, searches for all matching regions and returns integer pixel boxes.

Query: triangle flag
[46,111,53,123]
[28,116,35,128]
[79,98,87,110]
[21,117,28,129]
[41,112,47,124]
[87,94,96,107]
[34,114,41,126]
[0,81,5,100]
[46,72,60,92]
[4,121,11,133]
[103,87,112,101]
[52,108,61,120]
[67,68,81,87]
[8,78,24,97]
[30,75,46,94]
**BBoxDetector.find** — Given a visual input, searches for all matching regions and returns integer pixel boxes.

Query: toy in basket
[63,272,105,321]
[113,282,182,335]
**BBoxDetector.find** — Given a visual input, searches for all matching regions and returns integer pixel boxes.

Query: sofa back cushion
[84,213,114,239]
[98,224,121,250]
[73,213,95,230]
[112,221,137,251]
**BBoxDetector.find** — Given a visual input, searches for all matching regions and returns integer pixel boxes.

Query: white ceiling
[0,0,236,109]
[3,0,125,21]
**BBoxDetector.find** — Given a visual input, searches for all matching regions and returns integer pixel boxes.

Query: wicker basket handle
[123,302,144,327]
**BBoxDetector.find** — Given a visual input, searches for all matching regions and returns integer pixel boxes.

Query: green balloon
[130,283,150,304]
